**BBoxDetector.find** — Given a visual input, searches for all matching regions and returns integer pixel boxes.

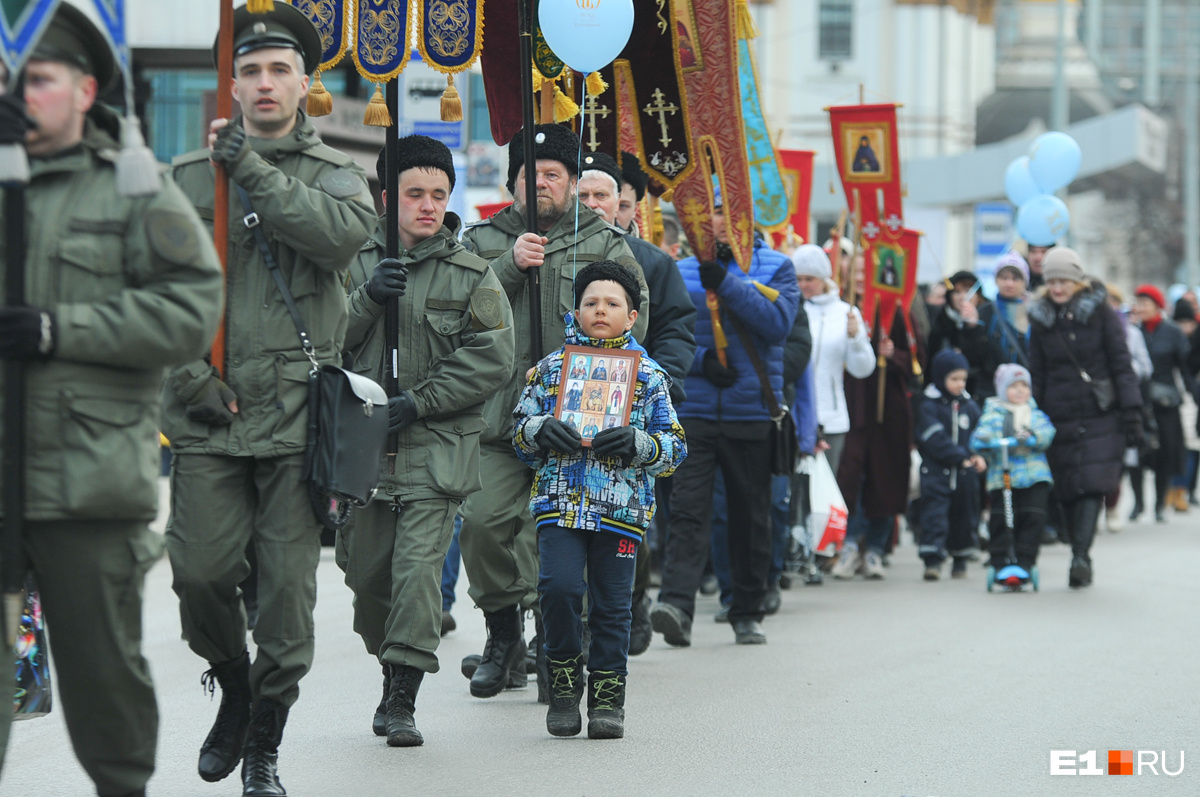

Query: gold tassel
[247,0,275,12]
[553,83,580,122]
[707,293,729,366]
[585,71,608,97]
[531,67,544,93]
[363,84,392,127]
[307,70,333,117]
[440,75,463,122]
[736,0,759,39]
[661,189,675,203]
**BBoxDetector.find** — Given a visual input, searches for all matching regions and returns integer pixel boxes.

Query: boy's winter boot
[372,663,391,736]
[586,671,627,740]
[470,604,525,698]
[545,654,585,737]
[198,650,252,782]
[241,699,288,797]
[385,665,425,747]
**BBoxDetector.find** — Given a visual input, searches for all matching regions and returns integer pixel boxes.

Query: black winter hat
[619,151,648,200]
[506,124,580,194]
[579,152,622,192]
[931,349,970,394]
[574,261,641,313]
[1174,298,1196,323]
[377,134,456,192]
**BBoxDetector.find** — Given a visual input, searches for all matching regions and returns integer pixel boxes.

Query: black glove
[1122,409,1144,448]
[536,418,583,454]
[210,123,248,166]
[0,94,36,146]
[366,258,408,304]
[387,392,419,434]
[591,425,638,467]
[701,349,737,388]
[185,375,237,426]
[0,306,56,360]
[699,260,727,291]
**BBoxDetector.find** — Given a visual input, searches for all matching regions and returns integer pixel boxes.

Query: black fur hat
[619,151,648,200]
[506,124,580,194]
[574,260,641,313]
[377,134,456,191]
[579,152,622,192]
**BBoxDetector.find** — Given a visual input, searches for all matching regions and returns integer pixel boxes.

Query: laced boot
[545,654,585,737]
[385,665,425,747]
[241,699,288,797]
[470,604,525,698]
[198,651,251,783]
[372,663,391,737]
[462,632,527,689]
[586,671,627,739]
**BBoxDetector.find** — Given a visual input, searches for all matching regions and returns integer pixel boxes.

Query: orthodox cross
[861,220,881,239]
[642,87,679,148]
[884,213,903,233]
[583,93,611,152]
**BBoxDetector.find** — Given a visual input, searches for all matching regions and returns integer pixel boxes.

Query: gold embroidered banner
[416,0,483,73]
[350,0,410,83]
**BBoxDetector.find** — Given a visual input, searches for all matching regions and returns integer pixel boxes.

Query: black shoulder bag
[725,312,798,476]
[1055,326,1115,412]
[237,187,388,530]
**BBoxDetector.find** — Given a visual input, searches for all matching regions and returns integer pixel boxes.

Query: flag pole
[211,0,234,378]
[518,0,543,361]
[384,80,400,473]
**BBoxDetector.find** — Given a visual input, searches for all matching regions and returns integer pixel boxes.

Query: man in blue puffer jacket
[650,194,800,647]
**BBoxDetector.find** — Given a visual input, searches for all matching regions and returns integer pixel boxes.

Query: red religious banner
[769,149,815,250]
[827,104,904,250]
[862,228,920,344]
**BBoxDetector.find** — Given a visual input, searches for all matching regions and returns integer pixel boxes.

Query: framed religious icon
[840,122,893,183]
[556,345,641,446]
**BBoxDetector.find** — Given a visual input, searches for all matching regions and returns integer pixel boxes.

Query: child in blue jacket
[512,261,685,741]
[916,350,986,580]
[969,364,1056,584]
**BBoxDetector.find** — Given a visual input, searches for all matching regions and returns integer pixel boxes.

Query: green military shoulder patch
[145,209,201,265]
[320,168,367,199]
[470,287,504,329]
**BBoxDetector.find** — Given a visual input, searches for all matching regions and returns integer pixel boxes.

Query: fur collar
[1028,280,1108,328]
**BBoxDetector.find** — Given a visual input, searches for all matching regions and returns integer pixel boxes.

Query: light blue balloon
[1016,194,1070,246]
[539,0,635,75]
[1028,132,1082,193]
[1004,156,1040,207]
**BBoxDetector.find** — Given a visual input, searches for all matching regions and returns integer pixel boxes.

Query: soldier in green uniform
[0,6,224,795]
[161,5,375,795]
[458,123,648,699]
[336,135,514,747]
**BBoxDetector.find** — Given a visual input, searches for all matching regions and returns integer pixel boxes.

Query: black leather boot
[545,654,584,737]
[1069,497,1102,588]
[241,699,288,797]
[469,605,525,698]
[385,665,425,747]
[462,632,527,689]
[198,651,251,783]
[586,671,626,740]
[372,662,391,737]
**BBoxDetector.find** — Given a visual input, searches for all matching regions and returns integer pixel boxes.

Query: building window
[818,0,853,60]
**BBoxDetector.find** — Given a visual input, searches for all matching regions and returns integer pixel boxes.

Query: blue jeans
[440,515,462,612]
[712,472,789,606]
[846,493,893,555]
[539,526,637,675]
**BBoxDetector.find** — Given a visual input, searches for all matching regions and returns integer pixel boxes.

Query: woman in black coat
[1029,250,1142,588]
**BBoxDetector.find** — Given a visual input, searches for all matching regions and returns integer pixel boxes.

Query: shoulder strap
[1053,325,1093,384]
[235,186,318,369]
[723,310,784,420]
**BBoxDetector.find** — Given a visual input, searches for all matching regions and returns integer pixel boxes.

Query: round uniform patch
[470,287,504,329]
[320,168,366,199]
[145,209,201,265]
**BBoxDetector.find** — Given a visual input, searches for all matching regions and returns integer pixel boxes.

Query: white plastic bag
[807,451,848,556]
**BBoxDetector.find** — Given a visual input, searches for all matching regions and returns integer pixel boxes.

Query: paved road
[4,491,1198,796]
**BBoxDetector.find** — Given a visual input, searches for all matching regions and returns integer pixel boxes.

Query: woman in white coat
[791,244,877,472]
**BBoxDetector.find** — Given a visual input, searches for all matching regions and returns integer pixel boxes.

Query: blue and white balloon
[1016,194,1070,247]
[1004,156,1040,208]
[1027,132,1082,194]
[539,0,635,75]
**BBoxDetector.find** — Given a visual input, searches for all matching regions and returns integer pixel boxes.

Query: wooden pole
[211,0,234,378]
[3,183,27,645]
[519,0,543,362]
[384,81,400,473]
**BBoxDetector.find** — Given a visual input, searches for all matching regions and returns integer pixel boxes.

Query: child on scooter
[970,364,1056,583]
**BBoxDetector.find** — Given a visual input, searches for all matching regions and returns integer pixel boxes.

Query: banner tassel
[247,0,275,12]
[363,83,392,127]
[553,81,579,123]
[736,0,759,39]
[116,116,161,197]
[307,69,333,117]
[585,71,608,97]
[440,74,462,122]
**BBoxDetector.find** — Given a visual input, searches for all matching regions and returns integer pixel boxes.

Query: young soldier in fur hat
[337,135,514,747]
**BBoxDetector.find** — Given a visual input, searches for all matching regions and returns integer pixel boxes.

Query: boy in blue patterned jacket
[969,364,1056,584]
[513,261,686,741]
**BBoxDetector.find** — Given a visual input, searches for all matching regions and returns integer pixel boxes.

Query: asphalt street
[3,487,1198,797]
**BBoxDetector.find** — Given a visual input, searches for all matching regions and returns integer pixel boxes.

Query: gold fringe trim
[752,281,781,302]
[736,0,759,39]
[363,84,392,127]
[440,75,463,122]
[306,70,333,117]
[247,0,275,13]
[585,71,608,97]
[553,82,579,122]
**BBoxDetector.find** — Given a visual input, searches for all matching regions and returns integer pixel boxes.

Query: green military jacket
[462,201,647,444]
[162,112,375,458]
[0,110,223,522]
[343,214,514,501]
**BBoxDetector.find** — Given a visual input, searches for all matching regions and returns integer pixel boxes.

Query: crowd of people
[4,5,1200,797]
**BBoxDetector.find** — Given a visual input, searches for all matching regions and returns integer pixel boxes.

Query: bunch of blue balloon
[539,0,634,74]
[1004,132,1082,246]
